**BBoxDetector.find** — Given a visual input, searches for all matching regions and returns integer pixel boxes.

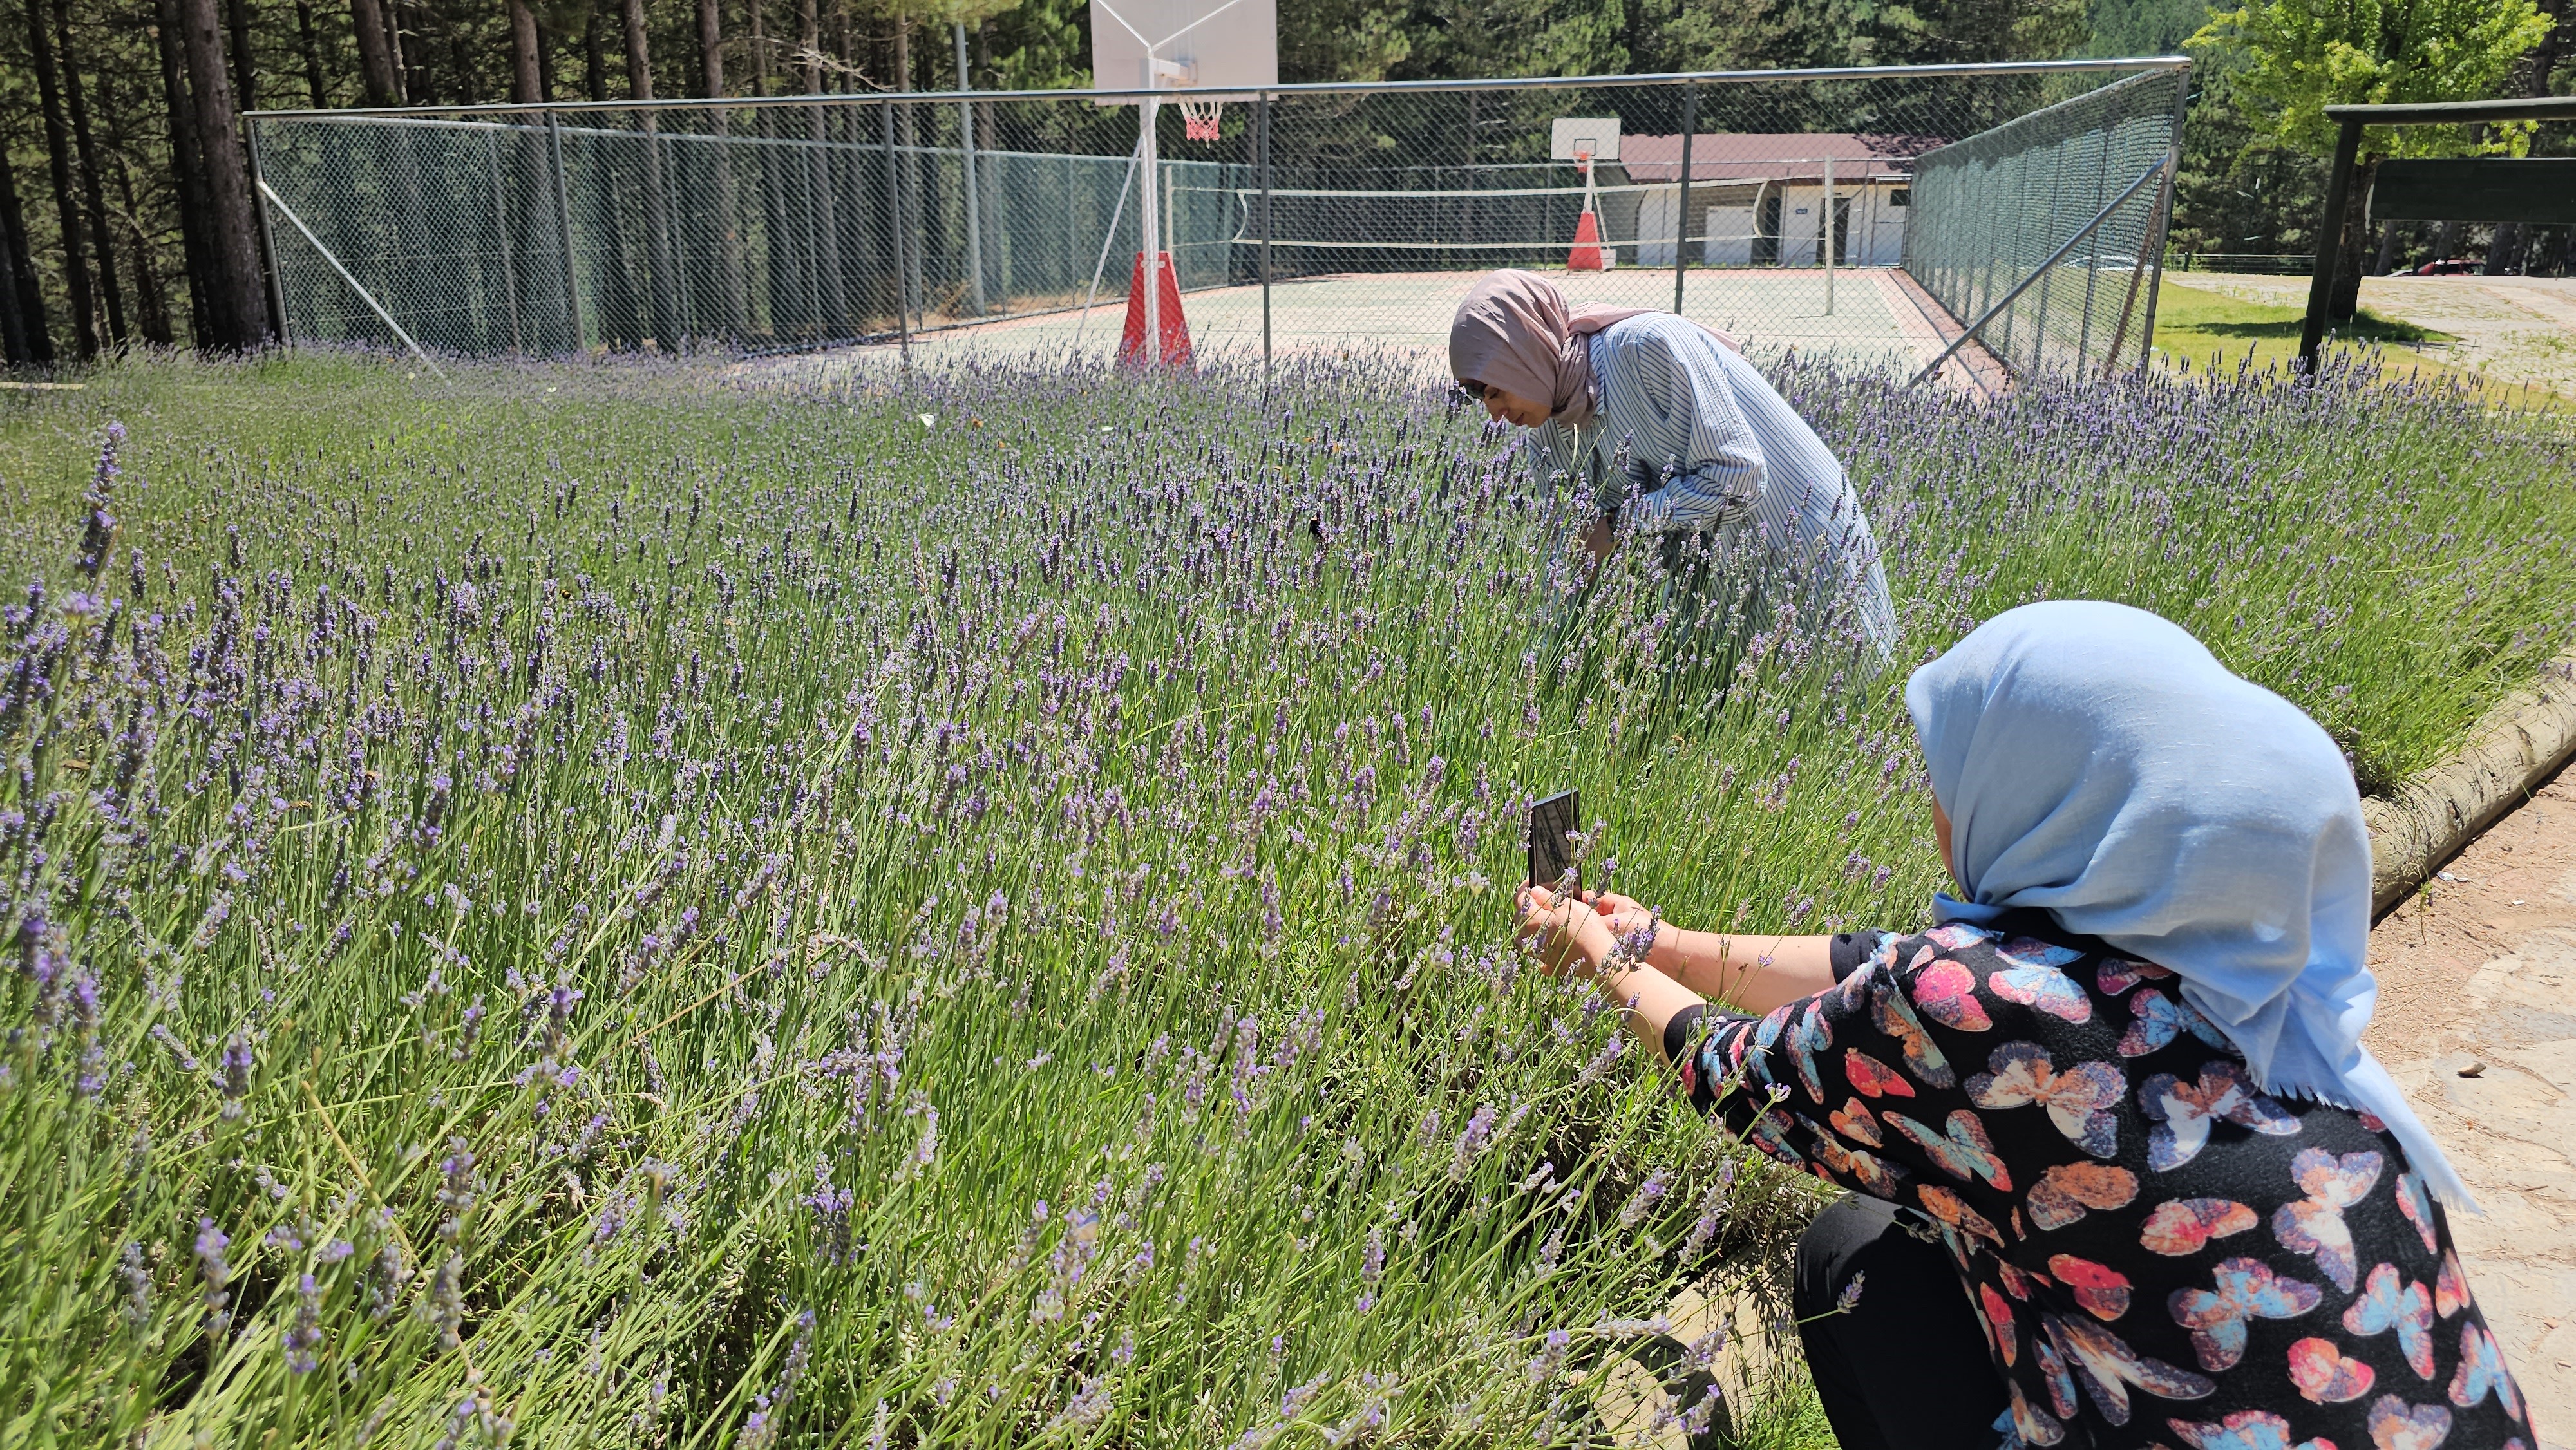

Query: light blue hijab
[1905,600,2470,1209]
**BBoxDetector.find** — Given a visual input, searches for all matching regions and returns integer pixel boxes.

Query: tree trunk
[800,0,846,331]
[225,0,257,114]
[395,0,430,104]
[176,0,275,349]
[892,15,916,323]
[621,0,680,348]
[977,18,1002,296]
[699,0,747,338]
[697,0,723,93]
[156,0,216,348]
[55,0,128,348]
[98,66,175,347]
[750,0,797,335]
[582,6,638,346]
[0,147,46,364]
[584,5,607,99]
[24,0,99,358]
[348,0,400,105]
[292,0,328,106]
[620,0,653,99]
[509,0,542,101]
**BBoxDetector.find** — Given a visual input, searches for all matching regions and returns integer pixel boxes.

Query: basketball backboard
[1550,117,1622,163]
[1090,0,1278,102]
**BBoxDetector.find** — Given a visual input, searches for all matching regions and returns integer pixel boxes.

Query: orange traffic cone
[1116,251,1193,368]
[1567,210,1604,272]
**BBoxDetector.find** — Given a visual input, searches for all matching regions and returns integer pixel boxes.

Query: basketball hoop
[1179,95,1224,142]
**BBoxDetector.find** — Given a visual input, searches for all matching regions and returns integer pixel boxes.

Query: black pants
[1794,1193,2011,1450]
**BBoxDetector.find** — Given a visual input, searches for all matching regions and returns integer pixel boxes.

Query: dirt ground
[2364,760,2576,1449]
[2170,272,2576,398]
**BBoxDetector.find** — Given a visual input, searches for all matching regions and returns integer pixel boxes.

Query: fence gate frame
[2299,93,2576,369]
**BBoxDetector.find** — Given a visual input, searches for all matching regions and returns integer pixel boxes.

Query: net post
[544,109,583,353]
[1823,150,1834,315]
[1672,81,1694,315]
[1257,91,1272,375]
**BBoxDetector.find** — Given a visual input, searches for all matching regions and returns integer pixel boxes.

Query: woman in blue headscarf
[1520,601,2528,1450]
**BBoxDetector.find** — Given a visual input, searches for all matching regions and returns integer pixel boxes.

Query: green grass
[0,348,2564,1448]
[2147,278,2571,409]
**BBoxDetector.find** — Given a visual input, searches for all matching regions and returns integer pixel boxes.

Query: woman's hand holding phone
[1586,891,1662,959]
[1515,885,1623,980]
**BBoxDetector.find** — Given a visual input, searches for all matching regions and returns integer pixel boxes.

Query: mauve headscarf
[1446,269,1739,429]
[1907,599,2472,1209]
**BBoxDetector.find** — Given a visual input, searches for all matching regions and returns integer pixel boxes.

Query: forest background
[0,0,2565,364]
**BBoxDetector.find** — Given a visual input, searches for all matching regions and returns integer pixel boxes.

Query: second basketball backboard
[1089,0,1278,101]
[1550,117,1622,163]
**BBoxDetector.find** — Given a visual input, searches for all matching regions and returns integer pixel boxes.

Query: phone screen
[1528,790,1580,894]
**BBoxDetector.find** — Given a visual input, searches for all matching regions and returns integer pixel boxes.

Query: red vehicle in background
[2400,258,2479,276]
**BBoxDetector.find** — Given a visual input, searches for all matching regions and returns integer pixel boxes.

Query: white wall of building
[1633,181,1908,268]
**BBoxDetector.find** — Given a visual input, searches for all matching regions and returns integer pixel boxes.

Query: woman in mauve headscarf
[1448,268,1896,668]
[1516,601,2526,1450]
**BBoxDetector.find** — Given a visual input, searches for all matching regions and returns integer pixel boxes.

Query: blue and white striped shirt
[1528,313,1898,652]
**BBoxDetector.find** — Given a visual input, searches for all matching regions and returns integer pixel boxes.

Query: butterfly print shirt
[1665,909,2533,1450]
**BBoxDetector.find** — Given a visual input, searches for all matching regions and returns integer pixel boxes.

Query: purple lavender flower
[1835,1270,1868,1313]
[193,1218,231,1337]
[1356,1227,1386,1313]
[216,1037,253,1122]
[284,1274,323,1373]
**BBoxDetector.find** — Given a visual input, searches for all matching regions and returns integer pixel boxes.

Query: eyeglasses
[1452,381,1488,406]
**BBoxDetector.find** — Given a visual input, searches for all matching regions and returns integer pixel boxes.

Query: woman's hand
[1585,891,1663,957]
[1517,884,1618,979]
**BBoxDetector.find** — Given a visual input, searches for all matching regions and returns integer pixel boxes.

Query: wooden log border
[2362,655,2576,919]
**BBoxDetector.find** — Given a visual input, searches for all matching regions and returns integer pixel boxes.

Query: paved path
[2170,271,2576,397]
[2365,761,2576,1449]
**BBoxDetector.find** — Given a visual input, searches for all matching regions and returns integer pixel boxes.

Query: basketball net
[1179,95,1224,142]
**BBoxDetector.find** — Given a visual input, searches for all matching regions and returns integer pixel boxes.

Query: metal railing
[247,57,2188,383]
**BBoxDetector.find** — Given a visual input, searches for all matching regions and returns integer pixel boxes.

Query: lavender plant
[0,345,2564,1448]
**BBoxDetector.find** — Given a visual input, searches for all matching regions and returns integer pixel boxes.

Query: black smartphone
[1528,789,1580,894]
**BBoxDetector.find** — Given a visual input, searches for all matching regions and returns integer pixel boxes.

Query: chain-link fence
[248,59,2186,384]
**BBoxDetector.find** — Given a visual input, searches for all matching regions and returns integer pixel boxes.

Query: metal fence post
[1257,91,1273,372]
[1672,82,1694,314]
[545,110,583,353]
[245,117,292,348]
[1822,150,1834,315]
[2079,122,2108,364]
[2134,66,2192,372]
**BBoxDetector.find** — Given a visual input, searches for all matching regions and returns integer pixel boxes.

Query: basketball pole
[1139,57,1162,364]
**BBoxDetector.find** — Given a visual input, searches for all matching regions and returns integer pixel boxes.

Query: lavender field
[0,350,2568,1449]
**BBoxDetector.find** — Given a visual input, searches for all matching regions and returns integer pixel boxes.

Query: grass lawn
[2146,278,2570,410]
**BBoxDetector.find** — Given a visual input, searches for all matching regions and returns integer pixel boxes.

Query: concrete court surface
[775,267,1952,378]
